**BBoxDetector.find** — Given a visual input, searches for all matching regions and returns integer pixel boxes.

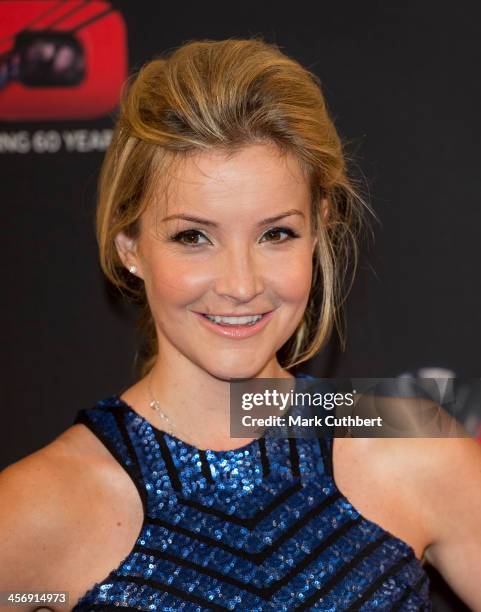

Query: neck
[121,354,295,451]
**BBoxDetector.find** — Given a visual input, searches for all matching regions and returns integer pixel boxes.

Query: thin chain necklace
[147,369,187,440]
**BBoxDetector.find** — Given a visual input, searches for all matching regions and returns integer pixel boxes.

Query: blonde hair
[96,37,372,378]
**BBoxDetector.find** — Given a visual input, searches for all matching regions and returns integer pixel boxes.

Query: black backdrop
[1,2,479,609]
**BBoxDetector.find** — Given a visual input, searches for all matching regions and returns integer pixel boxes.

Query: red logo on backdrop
[0,0,127,121]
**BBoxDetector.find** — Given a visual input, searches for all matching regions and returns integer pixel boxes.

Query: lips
[198,311,272,317]
[202,313,262,325]
[193,309,275,339]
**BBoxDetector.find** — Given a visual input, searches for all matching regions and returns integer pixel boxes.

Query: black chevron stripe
[258,436,270,477]
[295,532,391,610]
[262,515,362,597]
[153,428,183,492]
[132,515,361,599]
[198,448,215,484]
[344,551,415,611]
[147,490,342,564]
[289,437,301,477]
[111,412,145,478]
[318,437,333,477]
[179,480,302,529]
[132,545,261,595]
[109,409,149,513]
[390,573,429,611]
[106,574,229,611]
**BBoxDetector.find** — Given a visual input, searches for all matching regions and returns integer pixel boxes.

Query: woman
[1,38,480,612]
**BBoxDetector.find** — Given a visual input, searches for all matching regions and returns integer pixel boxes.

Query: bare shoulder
[335,433,481,487]
[0,424,144,611]
[332,434,449,562]
[365,433,481,609]
[346,433,481,509]
[333,432,481,567]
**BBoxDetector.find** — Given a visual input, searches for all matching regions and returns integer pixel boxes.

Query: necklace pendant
[149,397,173,431]
[149,399,161,412]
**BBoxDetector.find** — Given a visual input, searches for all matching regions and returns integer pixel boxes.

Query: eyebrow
[161,209,305,227]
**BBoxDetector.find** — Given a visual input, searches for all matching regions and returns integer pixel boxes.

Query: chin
[203,358,269,382]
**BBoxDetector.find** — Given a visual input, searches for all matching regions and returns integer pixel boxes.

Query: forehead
[150,142,311,216]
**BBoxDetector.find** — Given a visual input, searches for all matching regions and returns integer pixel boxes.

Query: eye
[261,227,299,243]
[169,226,300,248]
[170,229,210,247]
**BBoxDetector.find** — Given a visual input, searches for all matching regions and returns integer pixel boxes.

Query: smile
[192,310,275,339]
[204,314,262,325]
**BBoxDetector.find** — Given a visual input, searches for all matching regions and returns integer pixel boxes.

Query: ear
[115,231,142,277]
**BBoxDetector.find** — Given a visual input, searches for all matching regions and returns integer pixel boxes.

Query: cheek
[144,255,209,307]
[273,251,313,303]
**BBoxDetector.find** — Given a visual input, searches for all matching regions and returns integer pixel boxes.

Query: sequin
[71,373,431,611]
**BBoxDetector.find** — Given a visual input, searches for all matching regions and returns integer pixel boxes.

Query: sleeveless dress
[71,373,431,611]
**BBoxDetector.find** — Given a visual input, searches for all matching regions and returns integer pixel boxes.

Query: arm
[0,429,144,612]
[0,435,127,612]
[0,451,75,612]
[420,436,481,611]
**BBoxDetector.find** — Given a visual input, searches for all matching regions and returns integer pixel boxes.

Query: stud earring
[128,265,137,274]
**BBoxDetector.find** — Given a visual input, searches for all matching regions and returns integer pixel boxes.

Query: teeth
[205,314,263,325]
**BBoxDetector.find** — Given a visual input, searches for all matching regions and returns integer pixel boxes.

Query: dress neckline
[112,393,262,456]
[110,371,315,456]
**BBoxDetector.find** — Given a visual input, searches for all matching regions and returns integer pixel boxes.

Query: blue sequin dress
[71,373,431,611]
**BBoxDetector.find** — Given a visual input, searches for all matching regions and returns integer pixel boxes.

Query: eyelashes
[168,227,300,248]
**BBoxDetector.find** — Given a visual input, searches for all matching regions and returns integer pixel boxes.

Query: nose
[214,244,265,303]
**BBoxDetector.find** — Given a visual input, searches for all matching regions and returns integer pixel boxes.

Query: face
[116,142,320,381]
